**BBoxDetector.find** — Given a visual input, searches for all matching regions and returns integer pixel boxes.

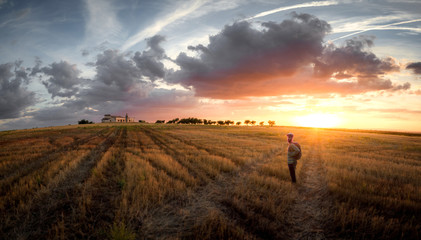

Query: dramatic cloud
[38,61,83,98]
[133,35,166,81]
[166,15,409,99]
[95,49,144,91]
[47,48,157,116]
[406,62,421,74]
[168,13,331,98]
[315,35,407,92]
[0,61,35,119]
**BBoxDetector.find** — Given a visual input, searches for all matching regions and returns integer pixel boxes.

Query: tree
[251,120,256,126]
[225,120,234,125]
[259,121,264,126]
[217,120,225,125]
[244,120,250,126]
[78,119,93,124]
[178,117,203,124]
[236,121,241,126]
[155,120,165,124]
[167,118,179,124]
[268,120,275,127]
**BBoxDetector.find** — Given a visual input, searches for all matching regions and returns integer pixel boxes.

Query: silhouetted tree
[78,119,93,124]
[259,121,264,126]
[217,120,225,125]
[251,120,256,126]
[167,118,179,124]
[268,120,275,127]
[236,121,241,126]
[244,120,250,126]
[178,117,203,124]
[155,120,165,124]
[225,120,234,125]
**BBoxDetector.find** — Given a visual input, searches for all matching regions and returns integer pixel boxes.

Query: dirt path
[285,134,332,240]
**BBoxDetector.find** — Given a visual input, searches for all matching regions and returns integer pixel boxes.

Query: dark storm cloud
[406,62,421,74]
[38,61,83,98]
[0,61,35,119]
[166,14,408,98]
[133,35,166,80]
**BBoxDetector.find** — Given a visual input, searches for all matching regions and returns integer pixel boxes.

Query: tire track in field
[0,127,110,196]
[4,127,121,239]
[284,132,333,240]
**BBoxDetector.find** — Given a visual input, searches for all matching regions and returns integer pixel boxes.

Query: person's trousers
[288,163,297,183]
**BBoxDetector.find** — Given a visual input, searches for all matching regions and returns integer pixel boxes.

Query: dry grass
[0,124,419,239]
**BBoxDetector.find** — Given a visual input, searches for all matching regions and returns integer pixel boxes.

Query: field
[0,124,420,239]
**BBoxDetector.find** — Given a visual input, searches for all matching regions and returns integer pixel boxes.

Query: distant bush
[78,119,93,124]
[155,120,165,124]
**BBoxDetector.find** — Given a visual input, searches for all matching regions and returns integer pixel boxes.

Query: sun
[294,113,340,128]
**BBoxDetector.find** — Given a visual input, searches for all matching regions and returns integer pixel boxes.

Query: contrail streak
[330,18,421,42]
[244,1,338,21]
[121,0,205,51]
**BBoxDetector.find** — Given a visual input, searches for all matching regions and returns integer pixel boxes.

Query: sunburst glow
[294,113,340,128]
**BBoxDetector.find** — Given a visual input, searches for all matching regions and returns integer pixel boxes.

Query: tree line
[155,118,275,126]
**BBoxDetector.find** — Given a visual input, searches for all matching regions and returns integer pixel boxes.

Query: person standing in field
[286,133,301,183]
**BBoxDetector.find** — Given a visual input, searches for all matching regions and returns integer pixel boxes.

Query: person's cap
[286,133,294,137]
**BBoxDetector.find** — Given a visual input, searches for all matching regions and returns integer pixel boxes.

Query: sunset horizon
[1,0,420,132]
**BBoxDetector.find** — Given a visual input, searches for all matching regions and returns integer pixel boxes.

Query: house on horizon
[101,113,134,123]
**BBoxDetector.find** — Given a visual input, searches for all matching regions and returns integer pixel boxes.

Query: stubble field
[0,124,420,239]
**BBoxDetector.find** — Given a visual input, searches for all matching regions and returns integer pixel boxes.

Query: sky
[1,0,421,132]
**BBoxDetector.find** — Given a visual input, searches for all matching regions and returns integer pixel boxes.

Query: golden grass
[0,124,419,239]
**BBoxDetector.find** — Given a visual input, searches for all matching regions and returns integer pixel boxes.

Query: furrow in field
[59,127,128,239]
[165,129,278,166]
[126,128,196,187]
[139,141,285,239]
[3,127,121,240]
[140,127,213,184]
[0,128,113,216]
[0,127,110,196]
